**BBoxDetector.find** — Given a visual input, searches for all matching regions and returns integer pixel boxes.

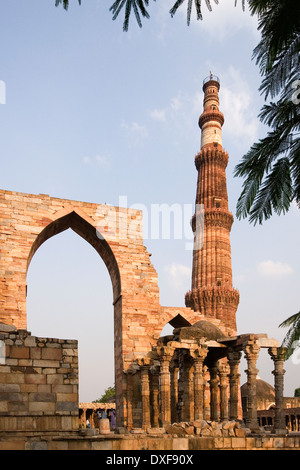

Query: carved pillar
[157,346,174,426]
[219,362,229,421]
[137,358,151,430]
[170,358,179,423]
[125,369,135,430]
[151,366,160,428]
[244,338,260,432]
[182,354,194,422]
[203,365,210,420]
[269,347,287,434]
[227,348,242,421]
[209,362,219,421]
[191,346,208,421]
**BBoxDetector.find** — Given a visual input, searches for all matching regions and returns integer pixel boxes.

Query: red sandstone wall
[0,323,78,433]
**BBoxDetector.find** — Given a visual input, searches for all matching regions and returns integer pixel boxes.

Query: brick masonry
[0,189,234,427]
[0,323,78,433]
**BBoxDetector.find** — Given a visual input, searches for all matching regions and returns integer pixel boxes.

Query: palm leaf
[170,0,219,25]
[55,0,81,10]
[110,0,152,31]
[279,312,300,360]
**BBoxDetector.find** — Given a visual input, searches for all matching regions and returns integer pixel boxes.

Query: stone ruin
[0,76,297,450]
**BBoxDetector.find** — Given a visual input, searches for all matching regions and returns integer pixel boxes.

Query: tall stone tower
[185,74,239,332]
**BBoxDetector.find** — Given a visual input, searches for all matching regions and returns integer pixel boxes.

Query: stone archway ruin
[0,189,202,427]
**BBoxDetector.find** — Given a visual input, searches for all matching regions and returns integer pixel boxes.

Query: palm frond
[279,312,300,329]
[110,0,152,31]
[291,141,300,206]
[55,0,81,10]
[252,1,300,75]
[169,0,219,25]
[279,312,300,360]
[234,0,247,11]
[258,35,300,100]
[234,125,298,224]
[236,177,261,220]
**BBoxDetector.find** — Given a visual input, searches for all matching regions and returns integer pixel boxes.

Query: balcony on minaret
[199,75,224,150]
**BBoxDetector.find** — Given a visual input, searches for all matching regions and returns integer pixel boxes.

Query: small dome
[241,377,275,400]
[192,320,225,341]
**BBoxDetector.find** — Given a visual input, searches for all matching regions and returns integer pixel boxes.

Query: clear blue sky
[1,1,299,401]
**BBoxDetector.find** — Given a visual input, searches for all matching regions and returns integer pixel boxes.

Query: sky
[0,0,299,402]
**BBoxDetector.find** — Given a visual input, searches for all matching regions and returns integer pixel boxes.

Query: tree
[234,0,300,225]
[93,386,115,403]
[55,0,221,31]
[279,312,300,360]
[294,387,300,397]
[233,1,299,359]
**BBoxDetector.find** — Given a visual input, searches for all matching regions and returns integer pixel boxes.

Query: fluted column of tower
[185,74,239,332]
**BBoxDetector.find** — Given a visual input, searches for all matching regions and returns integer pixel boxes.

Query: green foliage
[169,0,219,25]
[294,387,300,397]
[279,312,300,360]
[93,386,115,403]
[55,0,81,10]
[55,0,223,30]
[234,0,300,224]
[110,0,152,31]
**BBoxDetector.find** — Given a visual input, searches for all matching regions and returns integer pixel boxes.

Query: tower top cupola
[198,73,224,149]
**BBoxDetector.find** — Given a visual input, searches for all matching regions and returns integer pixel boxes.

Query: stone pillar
[269,347,287,434]
[137,358,151,430]
[81,408,86,428]
[125,369,135,430]
[150,366,160,428]
[186,358,194,421]
[191,346,208,421]
[219,362,229,421]
[209,362,219,421]
[244,338,260,432]
[170,359,179,423]
[157,346,174,427]
[227,349,242,421]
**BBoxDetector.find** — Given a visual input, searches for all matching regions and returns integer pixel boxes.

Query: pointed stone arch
[0,189,163,427]
[26,209,121,302]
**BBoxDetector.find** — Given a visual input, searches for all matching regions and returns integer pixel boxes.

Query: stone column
[170,359,179,423]
[137,358,151,430]
[191,346,208,421]
[269,347,287,434]
[81,408,86,428]
[157,346,174,427]
[209,362,219,421]
[227,349,242,421]
[150,366,160,428]
[219,362,229,421]
[244,338,260,432]
[125,368,135,430]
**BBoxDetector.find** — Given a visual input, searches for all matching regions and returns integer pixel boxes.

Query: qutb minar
[185,74,239,332]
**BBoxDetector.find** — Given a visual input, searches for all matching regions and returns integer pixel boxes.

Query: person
[110,410,116,430]
[86,419,90,428]
[96,410,102,427]
[102,409,107,419]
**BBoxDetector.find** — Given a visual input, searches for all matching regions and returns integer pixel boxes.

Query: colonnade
[124,333,287,434]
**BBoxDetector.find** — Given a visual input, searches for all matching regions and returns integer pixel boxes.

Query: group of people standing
[96,408,116,430]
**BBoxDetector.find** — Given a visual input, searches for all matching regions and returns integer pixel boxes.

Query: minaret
[185,74,239,332]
